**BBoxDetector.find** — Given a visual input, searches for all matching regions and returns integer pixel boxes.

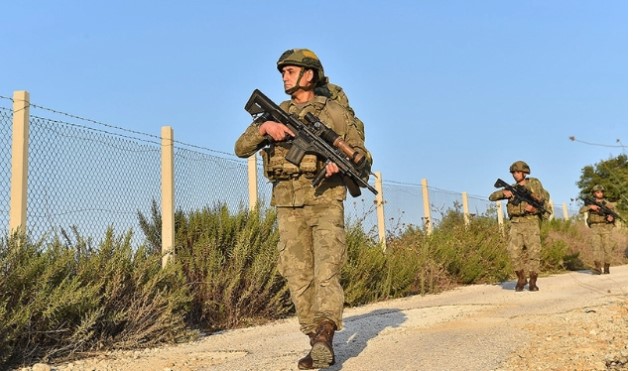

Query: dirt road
[40,265,627,371]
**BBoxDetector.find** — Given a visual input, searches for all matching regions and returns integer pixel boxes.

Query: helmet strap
[284,68,315,95]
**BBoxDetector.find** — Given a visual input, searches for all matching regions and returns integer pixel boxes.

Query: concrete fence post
[161,126,175,267]
[421,178,432,235]
[374,171,387,251]
[9,91,30,235]
[495,200,505,236]
[462,192,470,226]
[247,155,258,211]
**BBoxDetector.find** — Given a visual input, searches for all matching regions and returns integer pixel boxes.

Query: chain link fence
[0,106,12,231]
[0,94,579,247]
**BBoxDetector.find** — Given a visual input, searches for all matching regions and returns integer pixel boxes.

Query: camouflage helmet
[509,161,531,174]
[591,184,605,193]
[277,48,325,85]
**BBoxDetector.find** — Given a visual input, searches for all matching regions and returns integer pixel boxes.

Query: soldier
[579,185,617,275]
[234,48,371,369]
[489,161,552,292]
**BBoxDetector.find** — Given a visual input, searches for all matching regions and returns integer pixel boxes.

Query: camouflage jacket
[235,95,370,207]
[579,199,617,225]
[489,177,552,219]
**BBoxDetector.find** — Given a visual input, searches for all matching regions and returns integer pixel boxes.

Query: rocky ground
[498,298,627,370]
[17,266,628,371]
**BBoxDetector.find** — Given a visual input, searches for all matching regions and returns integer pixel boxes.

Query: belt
[509,215,539,222]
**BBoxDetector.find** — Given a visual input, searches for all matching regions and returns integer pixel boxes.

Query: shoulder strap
[279,100,291,112]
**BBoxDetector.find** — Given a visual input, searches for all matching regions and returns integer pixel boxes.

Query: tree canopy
[576,154,628,216]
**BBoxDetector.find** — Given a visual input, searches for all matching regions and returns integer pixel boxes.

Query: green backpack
[315,82,366,141]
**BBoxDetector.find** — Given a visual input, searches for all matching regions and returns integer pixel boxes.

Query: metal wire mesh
[174,148,275,214]
[0,95,580,246]
[27,115,161,246]
[0,107,12,233]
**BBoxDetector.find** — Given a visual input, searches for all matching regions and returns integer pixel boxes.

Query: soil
[19,265,628,371]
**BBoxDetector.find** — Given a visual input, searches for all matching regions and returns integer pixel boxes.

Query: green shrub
[0,228,193,369]
[540,237,568,272]
[166,204,292,331]
[6,201,626,369]
[342,223,388,305]
[427,211,510,285]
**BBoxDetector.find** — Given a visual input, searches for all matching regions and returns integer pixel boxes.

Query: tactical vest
[506,178,548,218]
[260,97,329,181]
[586,200,615,225]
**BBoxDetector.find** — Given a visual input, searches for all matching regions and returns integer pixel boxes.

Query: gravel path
[24,265,628,371]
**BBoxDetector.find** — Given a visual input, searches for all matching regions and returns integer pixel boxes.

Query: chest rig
[586,200,614,225]
[260,98,328,181]
[506,179,540,218]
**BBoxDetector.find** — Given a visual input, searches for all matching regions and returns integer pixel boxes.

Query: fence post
[374,171,387,251]
[462,192,470,226]
[161,126,175,267]
[9,91,30,235]
[421,178,432,235]
[247,155,258,211]
[562,202,569,221]
[496,200,505,235]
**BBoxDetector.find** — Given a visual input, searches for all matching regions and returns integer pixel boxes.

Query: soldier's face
[594,190,604,198]
[511,171,525,182]
[281,66,313,91]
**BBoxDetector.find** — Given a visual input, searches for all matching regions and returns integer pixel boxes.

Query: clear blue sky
[2,0,628,207]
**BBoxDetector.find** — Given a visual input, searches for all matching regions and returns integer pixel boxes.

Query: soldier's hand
[324,162,340,178]
[259,121,294,141]
[607,215,615,222]
[589,205,600,212]
[503,190,513,199]
[525,204,536,213]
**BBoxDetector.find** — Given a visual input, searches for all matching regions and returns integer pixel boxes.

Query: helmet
[509,161,531,174]
[591,184,605,193]
[277,48,325,85]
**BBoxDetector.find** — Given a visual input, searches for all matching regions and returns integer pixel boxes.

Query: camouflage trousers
[276,202,347,334]
[589,223,615,265]
[507,218,541,273]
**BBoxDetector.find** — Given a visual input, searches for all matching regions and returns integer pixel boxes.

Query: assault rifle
[580,196,622,221]
[244,89,377,197]
[493,178,548,214]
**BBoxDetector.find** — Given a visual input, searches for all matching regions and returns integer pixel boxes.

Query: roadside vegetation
[1,202,627,369]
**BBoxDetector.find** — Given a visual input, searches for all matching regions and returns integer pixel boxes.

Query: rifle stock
[245,89,377,197]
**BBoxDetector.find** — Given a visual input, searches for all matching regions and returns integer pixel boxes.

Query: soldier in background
[235,48,371,369]
[579,185,617,275]
[489,161,552,292]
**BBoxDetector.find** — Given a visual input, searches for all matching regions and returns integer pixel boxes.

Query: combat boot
[297,332,317,370]
[603,263,610,274]
[592,261,602,275]
[515,270,527,292]
[528,272,539,291]
[310,319,336,369]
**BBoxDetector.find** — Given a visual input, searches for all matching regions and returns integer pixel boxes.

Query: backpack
[315,82,366,141]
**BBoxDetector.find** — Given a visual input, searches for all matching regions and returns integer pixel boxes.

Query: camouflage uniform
[579,185,617,274]
[490,177,550,272]
[235,64,369,338]
[489,161,551,291]
[236,48,371,369]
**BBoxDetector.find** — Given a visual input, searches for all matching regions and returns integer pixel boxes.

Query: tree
[576,154,628,216]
